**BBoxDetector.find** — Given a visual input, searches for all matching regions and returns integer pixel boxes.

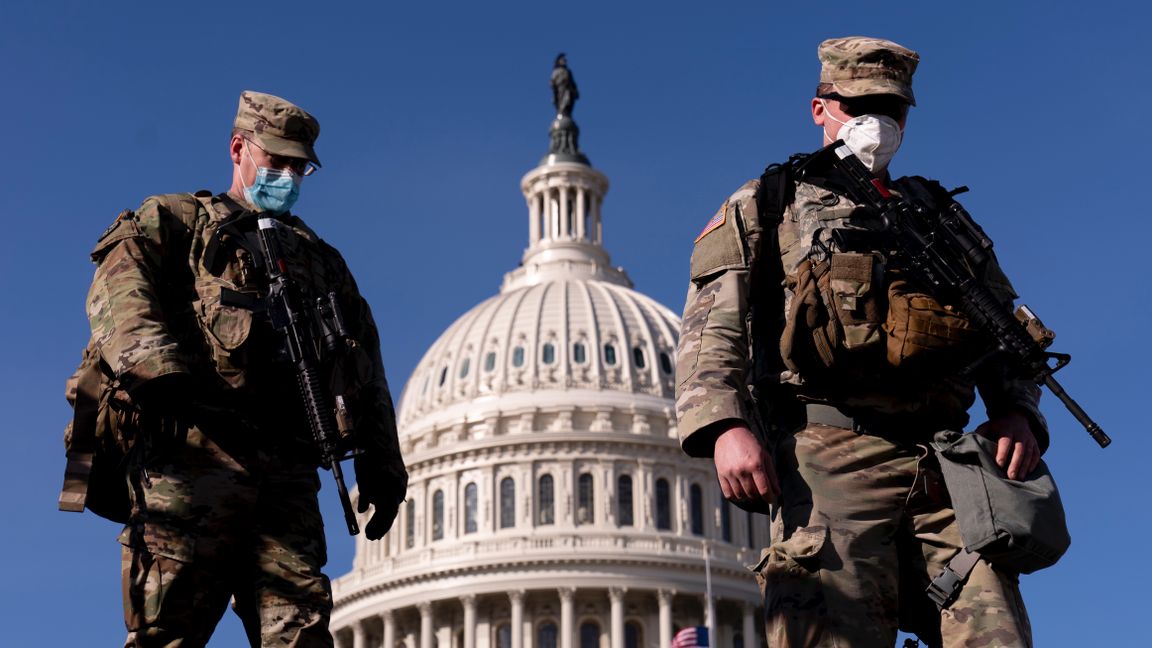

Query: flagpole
[704,540,713,646]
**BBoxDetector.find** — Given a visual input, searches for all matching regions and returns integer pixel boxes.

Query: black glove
[354,455,409,540]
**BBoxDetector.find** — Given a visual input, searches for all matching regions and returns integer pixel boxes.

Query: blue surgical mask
[243,141,302,214]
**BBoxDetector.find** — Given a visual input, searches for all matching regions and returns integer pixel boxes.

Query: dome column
[559,587,576,648]
[609,587,626,648]
[382,610,396,648]
[418,601,433,648]
[351,620,367,648]
[463,594,477,648]
[658,589,675,648]
[510,589,526,648]
[742,602,756,646]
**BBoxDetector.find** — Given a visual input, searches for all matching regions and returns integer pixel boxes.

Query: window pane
[580,622,600,648]
[659,351,673,374]
[438,366,448,386]
[513,346,525,367]
[538,475,554,525]
[577,473,594,525]
[464,483,478,534]
[433,490,444,540]
[625,622,641,648]
[721,498,732,543]
[485,351,497,372]
[656,479,671,530]
[690,483,704,535]
[405,499,415,549]
[633,347,646,369]
[538,623,558,648]
[573,342,586,364]
[497,624,511,648]
[617,475,633,527]
[604,344,616,366]
[542,343,556,365]
[500,477,515,529]
[459,357,471,379]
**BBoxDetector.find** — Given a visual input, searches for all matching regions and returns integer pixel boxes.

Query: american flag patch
[694,204,727,243]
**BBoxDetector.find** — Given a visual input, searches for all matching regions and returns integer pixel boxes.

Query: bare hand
[713,423,780,512]
[974,410,1041,481]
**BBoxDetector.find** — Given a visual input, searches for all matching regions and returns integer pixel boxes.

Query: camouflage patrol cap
[818,36,920,106]
[233,91,321,166]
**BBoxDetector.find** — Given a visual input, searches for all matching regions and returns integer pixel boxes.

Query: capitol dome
[331,62,765,648]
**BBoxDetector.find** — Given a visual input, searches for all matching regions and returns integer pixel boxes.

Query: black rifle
[806,141,1109,448]
[217,215,362,534]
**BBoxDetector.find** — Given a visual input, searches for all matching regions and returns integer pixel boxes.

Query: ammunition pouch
[781,252,886,378]
[884,277,980,371]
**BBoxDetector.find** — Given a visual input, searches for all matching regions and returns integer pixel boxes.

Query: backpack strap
[58,343,105,513]
[926,547,982,609]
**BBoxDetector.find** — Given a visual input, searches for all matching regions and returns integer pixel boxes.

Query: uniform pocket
[753,525,828,647]
[193,276,254,382]
[828,252,885,351]
[675,285,717,388]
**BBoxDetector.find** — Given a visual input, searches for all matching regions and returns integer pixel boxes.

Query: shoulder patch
[91,210,143,261]
[695,202,727,243]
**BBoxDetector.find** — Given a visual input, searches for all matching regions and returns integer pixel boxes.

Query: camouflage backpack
[58,193,208,522]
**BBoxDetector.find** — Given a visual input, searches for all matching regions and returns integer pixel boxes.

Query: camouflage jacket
[84,191,404,469]
[675,173,1047,457]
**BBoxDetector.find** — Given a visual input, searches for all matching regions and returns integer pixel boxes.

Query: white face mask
[821,100,903,173]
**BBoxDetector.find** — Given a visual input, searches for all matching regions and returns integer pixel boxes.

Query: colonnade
[527,184,603,247]
[335,586,759,648]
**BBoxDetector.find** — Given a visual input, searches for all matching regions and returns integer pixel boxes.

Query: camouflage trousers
[119,417,333,648]
[755,423,1032,648]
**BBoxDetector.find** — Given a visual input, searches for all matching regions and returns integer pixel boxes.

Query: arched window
[405,498,415,549]
[464,482,478,534]
[484,351,497,372]
[500,477,515,529]
[655,478,671,530]
[438,366,448,386]
[580,622,600,648]
[537,622,558,648]
[432,489,444,541]
[625,621,642,648]
[538,474,555,525]
[604,344,617,366]
[577,473,594,525]
[512,346,525,367]
[573,342,587,364]
[659,351,673,374]
[721,498,732,543]
[690,483,704,536]
[617,475,634,527]
[542,342,556,365]
[633,347,647,369]
[459,357,471,379]
[496,624,511,648]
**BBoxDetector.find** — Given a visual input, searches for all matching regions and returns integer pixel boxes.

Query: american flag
[671,626,709,647]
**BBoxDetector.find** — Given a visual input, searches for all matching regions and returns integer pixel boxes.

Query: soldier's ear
[229,135,246,166]
[811,98,827,127]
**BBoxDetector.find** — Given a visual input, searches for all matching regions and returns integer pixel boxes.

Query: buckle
[926,566,964,609]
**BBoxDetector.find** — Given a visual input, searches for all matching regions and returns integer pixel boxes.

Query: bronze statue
[550,53,579,118]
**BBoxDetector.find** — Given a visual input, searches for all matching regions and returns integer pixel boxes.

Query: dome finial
[545,53,589,165]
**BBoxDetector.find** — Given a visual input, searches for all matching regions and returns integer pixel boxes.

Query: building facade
[331,72,765,648]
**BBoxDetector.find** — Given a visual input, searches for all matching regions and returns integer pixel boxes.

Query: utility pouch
[932,429,1070,574]
[884,278,979,371]
[782,252,884,376]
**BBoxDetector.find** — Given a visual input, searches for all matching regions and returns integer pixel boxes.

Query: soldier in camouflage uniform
[78,91,407,647]
[676,38,1045,647]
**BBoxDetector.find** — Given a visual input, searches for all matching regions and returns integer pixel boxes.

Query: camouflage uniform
[80,93,406,648]
[676,39,1044,648]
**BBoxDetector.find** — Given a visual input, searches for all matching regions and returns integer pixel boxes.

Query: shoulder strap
[756,159,797,227]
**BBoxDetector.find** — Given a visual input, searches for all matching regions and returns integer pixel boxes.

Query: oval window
[604,344,617,366]
[484,351,497,373]
[512,346,525,368]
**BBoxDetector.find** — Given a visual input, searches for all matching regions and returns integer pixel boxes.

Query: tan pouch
[884,277,978,370]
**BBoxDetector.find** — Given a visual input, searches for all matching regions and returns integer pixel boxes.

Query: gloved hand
[354,455,409,540]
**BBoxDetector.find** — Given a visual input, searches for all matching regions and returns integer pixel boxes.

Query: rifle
[806,141,1109,448]
[216,215,363,534]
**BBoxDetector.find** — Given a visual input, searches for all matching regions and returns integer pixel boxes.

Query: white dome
[397,277,681,442]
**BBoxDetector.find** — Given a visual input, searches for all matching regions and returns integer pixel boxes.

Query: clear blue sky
[1,1,1146,645]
